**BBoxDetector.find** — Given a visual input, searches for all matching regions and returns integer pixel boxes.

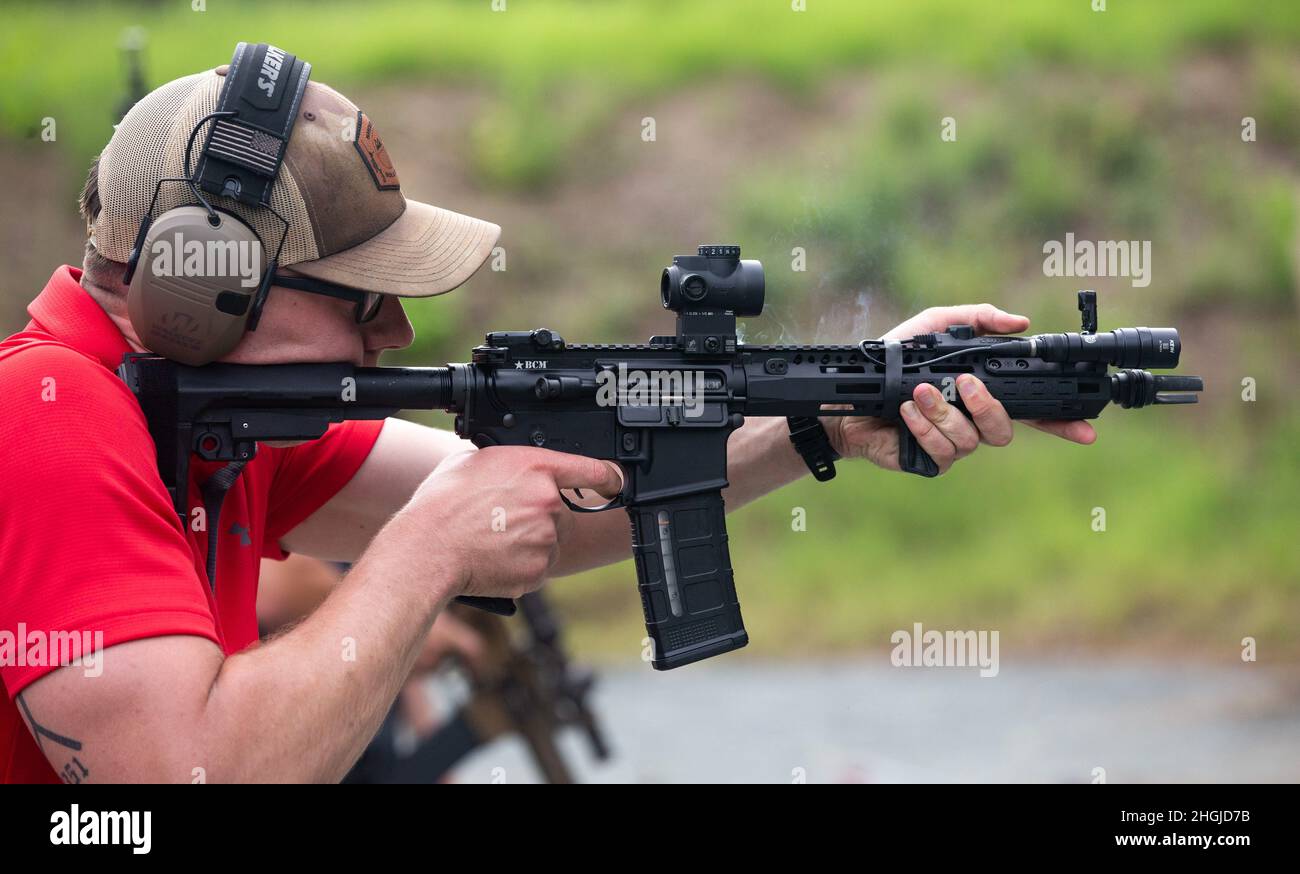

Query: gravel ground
[450,658,1300,783]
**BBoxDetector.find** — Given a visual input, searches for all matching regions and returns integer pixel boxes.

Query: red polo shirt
[0,267,385,782]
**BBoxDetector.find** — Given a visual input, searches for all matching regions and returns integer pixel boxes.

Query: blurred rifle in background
[115,26,148,121]
[344,591,609,784]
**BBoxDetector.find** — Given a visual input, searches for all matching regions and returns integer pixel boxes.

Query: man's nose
[361,296,415,359]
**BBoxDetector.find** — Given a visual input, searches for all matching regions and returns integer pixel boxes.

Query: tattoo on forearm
[16,693,90,784]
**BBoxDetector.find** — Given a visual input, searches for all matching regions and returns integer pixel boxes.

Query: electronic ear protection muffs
[122,42,311,365]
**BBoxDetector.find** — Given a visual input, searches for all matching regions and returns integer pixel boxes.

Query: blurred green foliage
[4,0,1300,186]
[737,78,1297,317]
[1,0,1297,660]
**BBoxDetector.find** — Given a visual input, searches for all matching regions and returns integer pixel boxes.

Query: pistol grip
[626,489,748,670]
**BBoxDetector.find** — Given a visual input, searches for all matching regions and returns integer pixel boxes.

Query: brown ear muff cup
[127,206,265,365]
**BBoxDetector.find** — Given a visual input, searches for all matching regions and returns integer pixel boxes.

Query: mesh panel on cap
[92,72,198,259]
[92,70,319,267]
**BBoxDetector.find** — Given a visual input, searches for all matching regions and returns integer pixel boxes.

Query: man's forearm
[550,415,808,577]
[198,511,455,782]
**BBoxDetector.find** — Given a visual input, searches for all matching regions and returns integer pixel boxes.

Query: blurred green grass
[2,0,1297,659]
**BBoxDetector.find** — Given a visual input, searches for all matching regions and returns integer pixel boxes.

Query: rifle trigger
[559,488,626,514]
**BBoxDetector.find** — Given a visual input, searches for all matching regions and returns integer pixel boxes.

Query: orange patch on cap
[353,111,400,190]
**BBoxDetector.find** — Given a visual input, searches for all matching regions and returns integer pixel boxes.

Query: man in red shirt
[0,52,1094,783]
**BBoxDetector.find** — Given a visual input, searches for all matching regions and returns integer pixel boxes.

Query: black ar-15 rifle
[119,244,1202,671]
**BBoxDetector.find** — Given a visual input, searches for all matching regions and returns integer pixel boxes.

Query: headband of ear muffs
[125,42,311,366]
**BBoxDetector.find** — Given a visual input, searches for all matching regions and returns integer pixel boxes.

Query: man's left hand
[825,304,1097,475]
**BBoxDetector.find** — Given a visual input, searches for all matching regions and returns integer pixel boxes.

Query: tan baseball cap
[91,66,500,297]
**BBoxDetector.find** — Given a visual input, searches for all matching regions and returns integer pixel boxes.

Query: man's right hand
[13,447,622,783]
[388,447,625,601]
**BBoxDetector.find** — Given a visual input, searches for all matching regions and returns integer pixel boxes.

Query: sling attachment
[787,416,839,482]
[199,459,249,594]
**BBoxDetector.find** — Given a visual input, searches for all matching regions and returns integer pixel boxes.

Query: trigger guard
[559,488,626,514]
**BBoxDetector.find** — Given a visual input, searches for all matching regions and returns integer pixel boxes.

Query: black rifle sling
[884,338,940,477]
[199,460,248,594]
